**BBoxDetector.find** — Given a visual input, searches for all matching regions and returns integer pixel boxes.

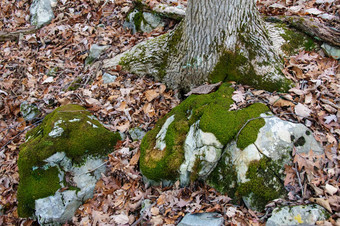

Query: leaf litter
[0,0,339,225]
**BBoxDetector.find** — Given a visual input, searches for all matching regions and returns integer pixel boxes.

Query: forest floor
[0,0,339,225]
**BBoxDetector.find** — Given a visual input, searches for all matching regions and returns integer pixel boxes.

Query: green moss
[206,151,239,199]
[140,84,269,181]
[208,51,292,92]
[17,167,61,218]
[66,77,82,91]
[17,104,121,217]
[237,158,286,211]
[277,23,317,54]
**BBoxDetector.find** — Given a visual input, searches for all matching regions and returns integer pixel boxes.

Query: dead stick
[0,27,37,42]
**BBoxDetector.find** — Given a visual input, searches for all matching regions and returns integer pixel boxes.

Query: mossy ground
[17,104,121,217]
[140,84,269,182]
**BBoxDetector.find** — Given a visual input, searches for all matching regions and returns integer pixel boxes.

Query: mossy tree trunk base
[102,0,294,93]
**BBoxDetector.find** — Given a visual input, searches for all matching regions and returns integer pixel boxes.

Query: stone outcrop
[17,104,121,224]
[139,84,324,211]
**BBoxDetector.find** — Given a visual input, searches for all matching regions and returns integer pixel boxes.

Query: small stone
[20,101,40,121]
[102,72,117,84]
[30,0,55,27]
[178,212,224,226]
[322,43,340,60]
[85,44,109,65]
[266,204,330,226]
[129,127,146,141]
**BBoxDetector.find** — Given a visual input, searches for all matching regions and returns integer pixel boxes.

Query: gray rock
[322,43,340,59]
[266,204,330,226]
[180,120,223,186]
[30,0,55,27]
[20,101,40,121]
[18,105,121,222]
[124,9,164,34]
[129,127,146,141]
[35,154,107,225]
[178,213,224,226]
[209,113,324,211]
[35,190,81,225]
[85,44,109,65]
[102,72,117,84]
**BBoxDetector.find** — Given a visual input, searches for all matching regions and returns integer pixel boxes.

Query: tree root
[265,15,340,47]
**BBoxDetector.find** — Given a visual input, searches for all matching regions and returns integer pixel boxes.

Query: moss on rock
[140,84,269,182]
[17,104,121,217]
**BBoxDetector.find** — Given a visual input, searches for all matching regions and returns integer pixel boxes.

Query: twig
[78,160,109,176]
[0,27,37,42]
[293,162,304,198]
[0,119,43,151]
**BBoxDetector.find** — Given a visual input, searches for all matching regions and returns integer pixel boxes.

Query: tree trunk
[102,0,291,93]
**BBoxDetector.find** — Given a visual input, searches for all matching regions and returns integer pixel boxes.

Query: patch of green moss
[208,50,292,92]
[18,104,121,217]
[17,167,61,218]
[206,151,238,199]
[66,77,82,91]
[140,84,269,181]
[277,23,317,54]
[237,158,286,211]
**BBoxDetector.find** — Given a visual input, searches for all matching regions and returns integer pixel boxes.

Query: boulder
[30,0,56,27]
[207,113,323,211]
[140,84,324,211]
[17,104,121,224]
[178,212,224,226]
[266,204,330,226]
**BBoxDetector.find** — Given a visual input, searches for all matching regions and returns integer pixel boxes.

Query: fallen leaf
[295,103,312,118]
[325,184,338,196]
[185,82,222,96]
[145,90,159,102]
[309,198,332,212]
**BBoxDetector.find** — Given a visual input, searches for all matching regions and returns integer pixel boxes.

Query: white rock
[35,190,81,225]
[49,120,64,138]
[266,204,329,226]
[178,212,224,226]
[155,115,175,150]
[30,0,55,27]
[35,155,107,224]
[180,121,223,186]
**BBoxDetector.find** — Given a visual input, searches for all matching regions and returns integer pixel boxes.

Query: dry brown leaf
[129,150,140,166]
[309,198,332,213]
[145,90,159,102]
[295,103,312,118]
[325,184,338,196]
[185,82,222,96]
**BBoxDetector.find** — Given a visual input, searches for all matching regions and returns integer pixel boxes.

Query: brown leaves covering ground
[0,0,339,225]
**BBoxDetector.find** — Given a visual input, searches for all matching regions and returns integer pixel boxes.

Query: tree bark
[103,0,291,93]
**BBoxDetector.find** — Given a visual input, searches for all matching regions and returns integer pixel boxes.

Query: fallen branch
[265,15,340,47]
[0,27,37,42]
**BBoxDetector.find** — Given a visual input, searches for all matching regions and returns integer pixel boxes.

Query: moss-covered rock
[140,84,269,183]
[140,84,324,211]
[17,104,121,218]
[207,112,324,211]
